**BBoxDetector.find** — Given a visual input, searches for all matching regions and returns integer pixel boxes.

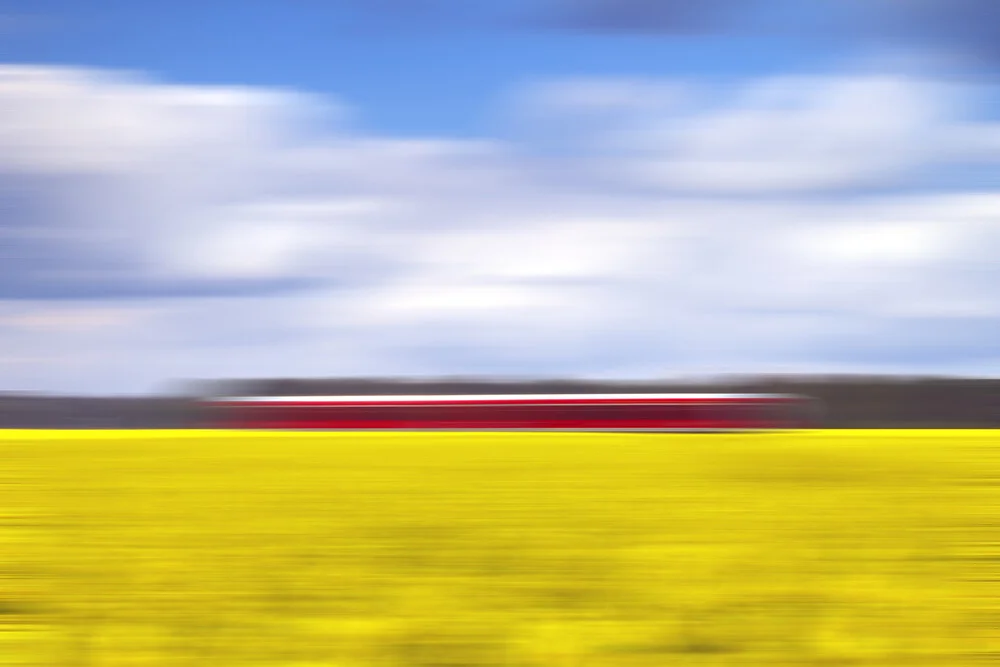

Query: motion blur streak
[1,430,998,664]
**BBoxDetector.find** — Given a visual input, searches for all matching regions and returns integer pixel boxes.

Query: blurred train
[203,393,819,431]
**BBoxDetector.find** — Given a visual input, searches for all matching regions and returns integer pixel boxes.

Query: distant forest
[2,375,1000,428]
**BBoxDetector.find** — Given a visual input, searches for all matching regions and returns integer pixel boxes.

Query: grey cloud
[0,174,325,300]
[329,0,759,33]
[319,0,520,32]
[337,0,1000,68]
[0,276,325,301]
[871,0,1000,67]
[560,0,1000,68]
[543,0,1000,68]
[536,0,755,33]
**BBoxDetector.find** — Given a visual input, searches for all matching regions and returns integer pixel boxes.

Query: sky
[2,0,1000,394]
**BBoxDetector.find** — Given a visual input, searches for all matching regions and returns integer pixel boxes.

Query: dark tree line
[0,394,200,429]
[2,375,1000,428]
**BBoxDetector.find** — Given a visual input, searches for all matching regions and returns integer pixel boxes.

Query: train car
[203,393,818,431]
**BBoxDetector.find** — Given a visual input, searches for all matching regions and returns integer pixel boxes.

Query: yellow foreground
[2,430,1000,666]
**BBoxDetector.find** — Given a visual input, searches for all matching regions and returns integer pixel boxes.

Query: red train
[204,393,818,431]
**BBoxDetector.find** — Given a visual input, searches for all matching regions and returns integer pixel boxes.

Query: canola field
[1,430,999,666]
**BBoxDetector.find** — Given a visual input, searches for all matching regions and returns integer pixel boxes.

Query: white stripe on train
[212,393,803,403]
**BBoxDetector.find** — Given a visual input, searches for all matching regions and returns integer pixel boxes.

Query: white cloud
[788,220,950,266]
[519,72,987,193]
[0,66,329,174]
[1,63,1000,393]
[406,215,679,283]
[162,198,391,280]
[658,74,948,192]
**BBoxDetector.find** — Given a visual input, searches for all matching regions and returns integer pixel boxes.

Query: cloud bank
[2,64,1000,393]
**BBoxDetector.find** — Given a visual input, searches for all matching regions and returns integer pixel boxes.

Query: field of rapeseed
[1,430,999,666]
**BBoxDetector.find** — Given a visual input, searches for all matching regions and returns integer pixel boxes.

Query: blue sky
[2,0,1000,394]
[1,0,856,136]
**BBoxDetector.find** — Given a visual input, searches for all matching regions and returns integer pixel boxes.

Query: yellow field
[2,430,999,666]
